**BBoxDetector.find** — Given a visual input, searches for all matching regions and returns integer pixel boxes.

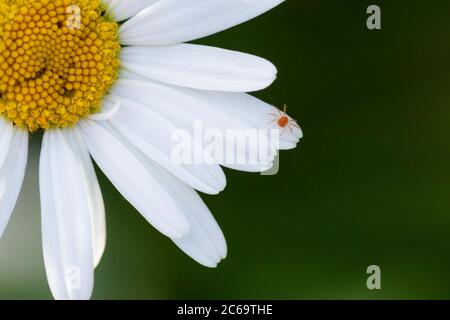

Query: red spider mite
[268,104,300,134]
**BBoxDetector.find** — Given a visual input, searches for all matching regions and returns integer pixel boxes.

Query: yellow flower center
[0,0,120,131]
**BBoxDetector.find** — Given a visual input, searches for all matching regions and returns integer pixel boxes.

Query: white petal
[143,160,227,268]
[66,129,106,269]
[39,129,94,300]
[80,119,225,267]
[106,95,226,195]
[0,126,28,237]
[116,73,302,149]
[77,120,190,239]
[89,96,120,121]
[0,118,14,169]
[199,92,303,146]
[119,68,147,81]
[104,140,226,268]
[120,0,285,46]
[111,79,300,172]
[121,44,276,92]
[104,0,160,22]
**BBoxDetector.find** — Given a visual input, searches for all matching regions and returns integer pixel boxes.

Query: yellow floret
[0,0,120,131]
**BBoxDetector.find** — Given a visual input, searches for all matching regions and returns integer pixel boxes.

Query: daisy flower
[0,0,302,299]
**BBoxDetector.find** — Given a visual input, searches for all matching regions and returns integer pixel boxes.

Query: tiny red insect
[268,104,300,135]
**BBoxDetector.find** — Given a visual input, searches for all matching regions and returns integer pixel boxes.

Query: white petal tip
[203,262,218,269]
[199,255,227,269]
[203,184,226,195]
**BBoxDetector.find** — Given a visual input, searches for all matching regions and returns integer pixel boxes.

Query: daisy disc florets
[0,0,120,131]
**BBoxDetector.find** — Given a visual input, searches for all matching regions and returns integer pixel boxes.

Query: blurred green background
[2,0,450,299]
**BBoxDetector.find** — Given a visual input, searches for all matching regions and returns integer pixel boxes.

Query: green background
[1,0,450,299]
